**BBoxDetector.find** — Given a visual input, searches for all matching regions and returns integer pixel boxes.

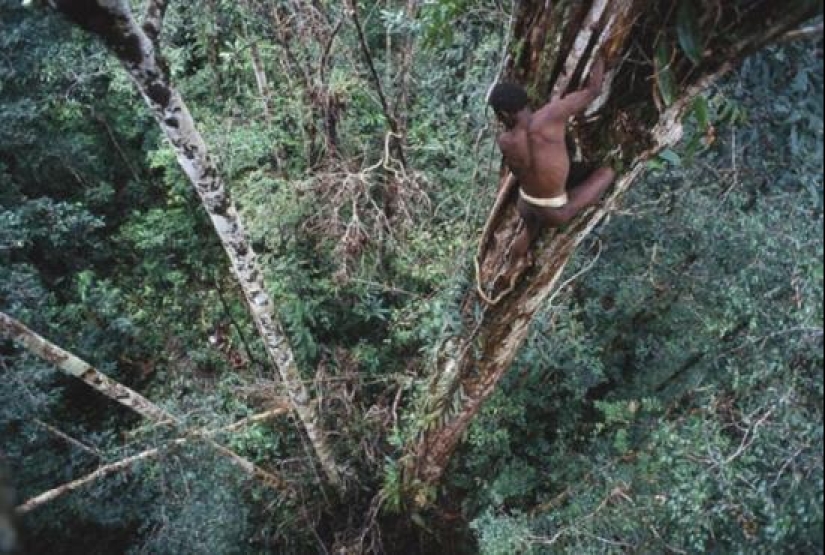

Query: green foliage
[381,458,405,513]
[676,0,704,66]
[655,41,678,106]
[420,0,475,45]
[471,510,532,555]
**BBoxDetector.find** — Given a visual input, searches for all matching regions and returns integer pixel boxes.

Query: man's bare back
[497,127,569,200]
[487,57,616,259]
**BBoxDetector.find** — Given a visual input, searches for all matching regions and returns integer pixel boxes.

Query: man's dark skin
[489,57,616,262]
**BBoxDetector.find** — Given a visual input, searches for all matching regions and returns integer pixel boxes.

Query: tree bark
[16,443,174,515]
[404,0,821,497]
[0,311,173,423]
[42,0,342,488]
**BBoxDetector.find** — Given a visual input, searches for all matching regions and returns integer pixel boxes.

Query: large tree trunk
[42,0,341,489]
[405,0,821,497]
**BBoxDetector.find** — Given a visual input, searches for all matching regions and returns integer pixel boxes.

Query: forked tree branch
[16,408,292,514]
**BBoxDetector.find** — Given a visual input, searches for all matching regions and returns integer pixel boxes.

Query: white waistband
[519,189,569,208]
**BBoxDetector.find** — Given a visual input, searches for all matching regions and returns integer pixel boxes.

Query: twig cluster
[299,136,431,281]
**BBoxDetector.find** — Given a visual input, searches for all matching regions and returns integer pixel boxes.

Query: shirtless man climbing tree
[488,56,616,263]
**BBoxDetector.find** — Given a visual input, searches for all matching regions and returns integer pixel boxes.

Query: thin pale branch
[17,408,294,514]
[124,406,290,441]
[777,21,824,43]
[16,442,176,514]
[32,418,102,459]
[208,408,291,436]
[0,311,289,494]
[16,438,288,514]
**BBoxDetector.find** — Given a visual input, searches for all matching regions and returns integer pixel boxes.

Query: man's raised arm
[532,57,606,127]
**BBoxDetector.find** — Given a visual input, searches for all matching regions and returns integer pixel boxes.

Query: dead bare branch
[0,311,290,495]
[32,419,101,459]
[16,442,178,514]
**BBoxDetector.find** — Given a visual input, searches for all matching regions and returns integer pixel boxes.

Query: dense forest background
[0,0,822,553]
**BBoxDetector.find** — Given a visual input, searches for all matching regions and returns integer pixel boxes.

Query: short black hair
[487,82,529,114]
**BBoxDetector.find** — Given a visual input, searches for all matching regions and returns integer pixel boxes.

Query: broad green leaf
[647,158,665,171]
[658,148,682,166]
[677,0,704,65]
[692,95,710,130]
[655,42,677,106]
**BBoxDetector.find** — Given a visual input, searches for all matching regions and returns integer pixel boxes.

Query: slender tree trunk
[404,0,821,497]
[41,0,342,489]
[249,41,273,121]
[395,0,420,141]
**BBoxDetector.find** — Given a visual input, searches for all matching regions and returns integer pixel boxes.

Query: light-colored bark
[32,418,102,459]
[405,0,821,495]
[15,407,287,515]
[0,311,288,495]
[249,41,273,121]
[43,0,341,488]
[0,311,174,423]
[16,442,175,514]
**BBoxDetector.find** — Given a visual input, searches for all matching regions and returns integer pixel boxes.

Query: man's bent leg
[566,167,615,213]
